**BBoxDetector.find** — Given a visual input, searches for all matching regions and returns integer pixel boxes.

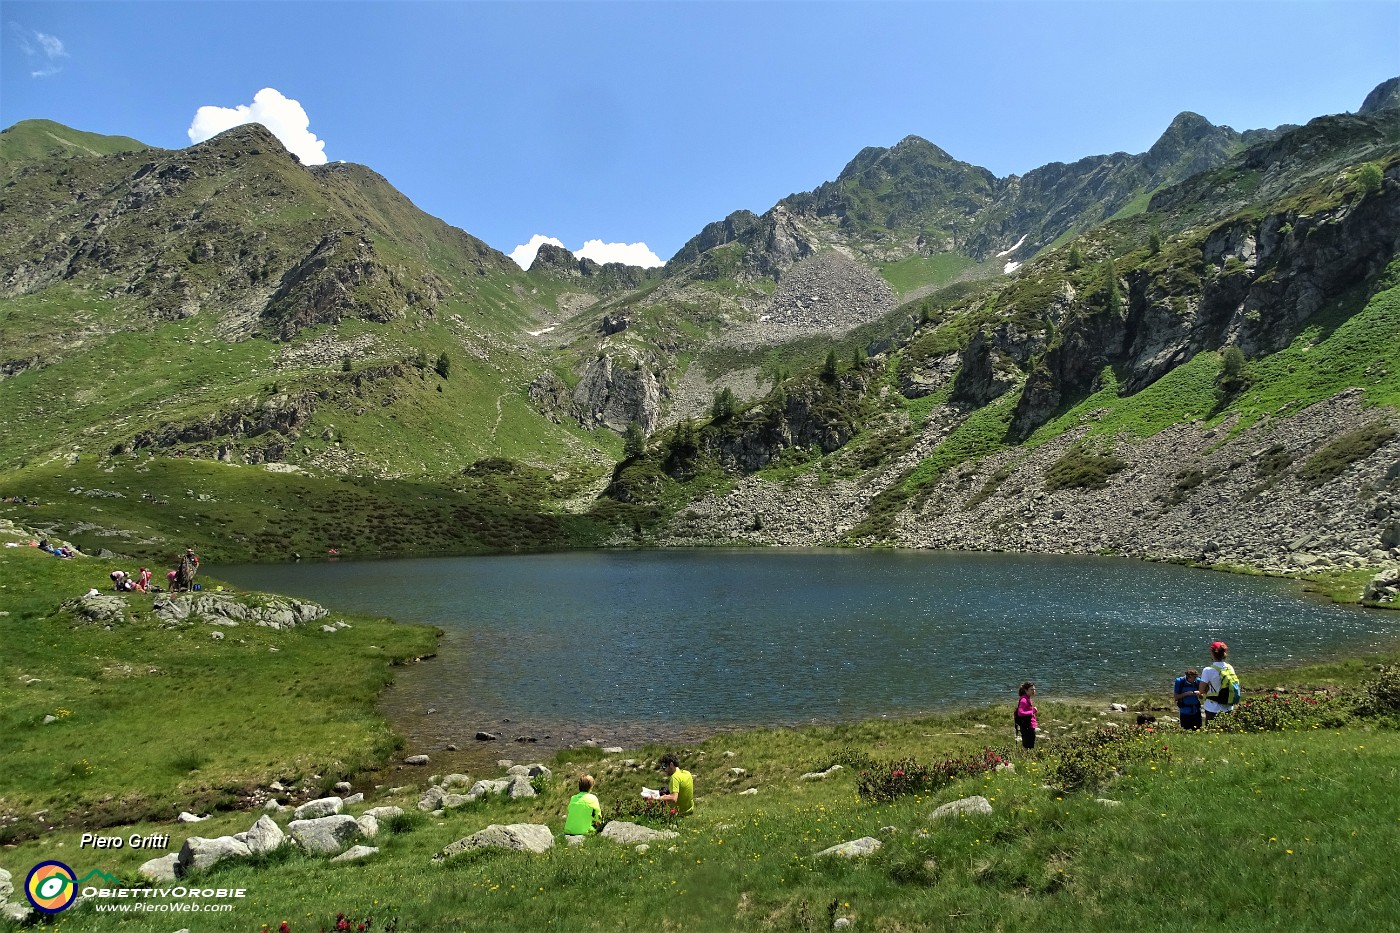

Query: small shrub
[1042,725,1167,791]
[855,748,1008,803]
[1297,422,1397,487]
[1043,445,1127,491]
[1353,666,1400,718]
[383,810,425,835]
[1210,690,1346,732]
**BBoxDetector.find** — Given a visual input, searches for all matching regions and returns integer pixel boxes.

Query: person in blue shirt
[1174,667,1203,730]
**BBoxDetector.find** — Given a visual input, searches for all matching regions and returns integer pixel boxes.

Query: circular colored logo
[26,860,77,913]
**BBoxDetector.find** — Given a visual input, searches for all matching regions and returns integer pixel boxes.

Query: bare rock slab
[929,795,993,821]
[288,814,361,854]
[437,823,555,859]
[599,821,679,845]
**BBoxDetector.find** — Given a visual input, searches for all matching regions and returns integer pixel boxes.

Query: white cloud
[36,32,65,58]
[187,88,328,165]
[508,234,665,271]
[575,239,663,268]
[509,234,566,270]
[15,26,68,77]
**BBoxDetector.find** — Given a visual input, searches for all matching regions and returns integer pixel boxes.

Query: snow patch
[996,234,1028,258]
[527,325,558,336]
[1003,261,1022,274]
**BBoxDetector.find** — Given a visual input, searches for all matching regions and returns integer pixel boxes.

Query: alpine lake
[217,549,1400,757]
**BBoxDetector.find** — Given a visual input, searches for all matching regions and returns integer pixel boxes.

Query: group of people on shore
[107,548,202,594]
[1014,640,1242,749]
[563,753,695,837]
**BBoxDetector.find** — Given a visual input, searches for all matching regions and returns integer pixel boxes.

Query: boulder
[343,793,364,806]
[244,814,286,854]
[293,796,343,820]
[362,806,404,822]
[599,821,679,845]
[929,796,993,821]
[404,754,430,766]
[800,764,842,780]
[816,837,882,859]
[288,814,361,854]
[0,867,12,903]
[418,786,447,811]
[138,854,179,883]
[334,781,353,793]
[356,814,380,838]
[507,775,537,799]
[176,811,208,823]
[437,823,555,859]
[0,901,32,924]
[441,773,473,789]
[464,779,511,801]
[175,836,252,877]
[330,845,379,863]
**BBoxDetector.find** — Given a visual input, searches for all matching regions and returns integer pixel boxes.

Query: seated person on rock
[564,774,604,836]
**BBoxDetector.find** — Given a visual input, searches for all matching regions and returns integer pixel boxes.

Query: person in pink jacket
[1015,682,1039,749]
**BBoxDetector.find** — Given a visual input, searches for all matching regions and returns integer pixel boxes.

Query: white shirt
[1200,661,1237,713]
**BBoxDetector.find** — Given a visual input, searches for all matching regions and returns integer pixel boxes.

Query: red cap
[1211,641,1228,653]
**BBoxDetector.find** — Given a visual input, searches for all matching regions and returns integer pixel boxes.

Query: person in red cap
[1199,640,1241,724]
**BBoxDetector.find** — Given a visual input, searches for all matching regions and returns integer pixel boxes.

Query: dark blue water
[218,549,1398,747]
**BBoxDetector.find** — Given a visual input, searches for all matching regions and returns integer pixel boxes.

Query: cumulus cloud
[14,26,68,77]
[509,235,665,271]
[509,234,566,270]
[187,88,328,164]
[576,240,664,268]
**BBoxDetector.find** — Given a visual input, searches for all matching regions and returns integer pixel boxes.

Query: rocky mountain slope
[2,80,1397,584]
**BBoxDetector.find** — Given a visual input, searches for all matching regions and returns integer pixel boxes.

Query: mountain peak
[1144,111,1239,176]
[1359,76,1400,114]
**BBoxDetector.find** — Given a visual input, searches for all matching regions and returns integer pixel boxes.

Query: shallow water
[218,549,1398,752]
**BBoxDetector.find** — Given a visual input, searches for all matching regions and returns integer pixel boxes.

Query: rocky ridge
[656,390,1400,580]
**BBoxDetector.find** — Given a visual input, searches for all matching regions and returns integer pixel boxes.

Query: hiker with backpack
[1174,668,1203,730]
[1199,641,1241,724]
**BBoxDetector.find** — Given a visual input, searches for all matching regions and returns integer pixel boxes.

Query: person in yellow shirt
[564,774,603,836]
[653,753,694,816]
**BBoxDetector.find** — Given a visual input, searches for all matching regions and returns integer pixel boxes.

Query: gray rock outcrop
[330,845,379,863]
[598,821,679,845]
[287,814,361,854]
[293,796,343,820]
[175,836,252,877]
[242,814,286,854]
[930,796,994,821]
[138,854,179,882]
[816,837,882,858]
[437,823,555,859]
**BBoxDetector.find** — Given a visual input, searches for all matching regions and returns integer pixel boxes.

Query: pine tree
[1103,258,1122,314]
[1068,245,1083,270]
[711,387,736,421]
[435,351,451,378]
[623,420,645,458]
[821,350,839,382]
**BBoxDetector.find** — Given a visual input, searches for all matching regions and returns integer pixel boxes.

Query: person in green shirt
[654,753,694,817]
[564,774,604,836]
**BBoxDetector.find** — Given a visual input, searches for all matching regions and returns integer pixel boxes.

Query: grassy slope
[0,119,152,169]
[0,546,437,836]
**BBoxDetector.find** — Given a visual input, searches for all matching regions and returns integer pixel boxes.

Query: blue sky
[3,2,1397,267]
